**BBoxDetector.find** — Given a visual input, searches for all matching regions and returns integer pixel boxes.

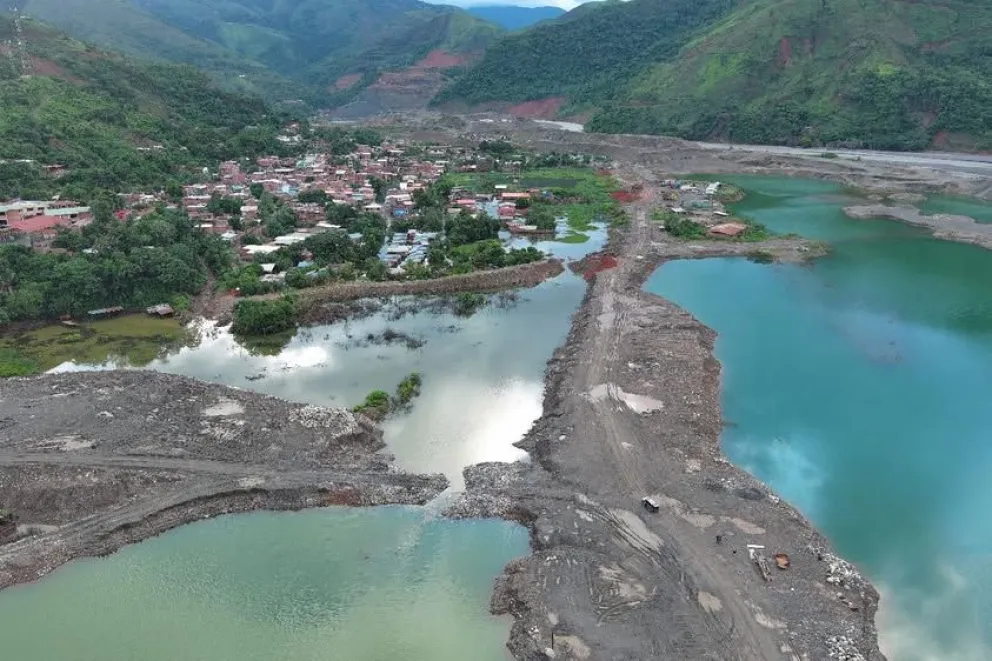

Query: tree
[165,179,183,202]
[326,203,358,225]
[370,177,387,203]
[447,211,500,247]
[249,183,264,200]
[297,189,328,206]
[304,231,354,265]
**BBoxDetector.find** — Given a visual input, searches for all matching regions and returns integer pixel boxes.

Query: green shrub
[232,296,297,335]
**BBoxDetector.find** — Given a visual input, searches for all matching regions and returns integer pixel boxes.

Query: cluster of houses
[180,141,448,240]
[659,180,747,237]
[1,138,573,278]
[0,200,93,247]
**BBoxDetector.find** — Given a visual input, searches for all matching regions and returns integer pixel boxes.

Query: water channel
[0,228,606,660]
[646,177,992,661]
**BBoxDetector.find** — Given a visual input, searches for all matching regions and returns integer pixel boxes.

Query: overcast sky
[427,0,597,9]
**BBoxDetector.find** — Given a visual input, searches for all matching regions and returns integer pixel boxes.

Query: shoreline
[844,204,992,250]
[453,178,884,660]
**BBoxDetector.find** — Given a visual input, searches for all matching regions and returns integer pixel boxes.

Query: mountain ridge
[439,0,992,151]
[7,0,503,105]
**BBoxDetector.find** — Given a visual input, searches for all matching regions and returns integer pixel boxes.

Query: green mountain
[0,16,291,200]
[442,0,992,151]
[10,0,503,104]
[8,0,301,101]
[436,0,738,109]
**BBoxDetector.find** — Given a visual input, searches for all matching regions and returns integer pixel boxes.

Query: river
[646,176,992,661]
[0,228,606,660]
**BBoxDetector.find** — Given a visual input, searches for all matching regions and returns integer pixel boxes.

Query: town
[0,132,610,317]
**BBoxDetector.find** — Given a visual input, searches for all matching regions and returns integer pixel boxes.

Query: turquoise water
[919,195,992,223]
[646,176,992,661]
[0,507,528,661]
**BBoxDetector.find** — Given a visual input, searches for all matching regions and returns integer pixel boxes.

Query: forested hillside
[0,16,293,201]
[590,0,992,150]
[436,0,737,109]
[9,0,503,104]
[441,0,992,151]
[7,0,301,101]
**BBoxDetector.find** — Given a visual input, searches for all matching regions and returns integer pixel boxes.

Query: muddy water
[646,176,992,661]
[0,507,527,661]
[3,229,605,660]
[54,228,604,484]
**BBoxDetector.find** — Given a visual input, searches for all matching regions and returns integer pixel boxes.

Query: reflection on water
[646,177,992,661]
[52,226,606,485]
[0,507,528,661]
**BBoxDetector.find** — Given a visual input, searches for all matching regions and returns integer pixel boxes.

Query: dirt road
[454,177,879,660]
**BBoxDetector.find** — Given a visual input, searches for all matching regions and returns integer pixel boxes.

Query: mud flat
[0,371,447,590]
[451,186,883,660]
[845,204,992,250]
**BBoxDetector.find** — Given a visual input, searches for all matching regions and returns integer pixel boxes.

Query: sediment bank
[454,180,883,660]
[845,204,992,250]
[0,371,447,590]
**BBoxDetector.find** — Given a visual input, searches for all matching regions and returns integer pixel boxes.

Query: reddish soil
[932,131,950,148]
[333,73,363,91]
[506,97,565,119]
[778,37,793,67]
[611,191,639,203]
[415,50,470,70]
[29,56,82,83]
[572,253,619,281]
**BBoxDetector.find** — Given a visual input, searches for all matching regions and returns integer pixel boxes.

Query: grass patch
[0,348,40,377]
[0,315,189,373]
[443,166,624,231]
[558,232,590,244]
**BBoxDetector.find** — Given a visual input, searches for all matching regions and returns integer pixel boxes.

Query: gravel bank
[0,371,447,590]
[845,204,992,250]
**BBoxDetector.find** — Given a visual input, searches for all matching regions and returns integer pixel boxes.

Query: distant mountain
[464,5,565,30]
[440,0,992,151]
[0,15,289,198]
[8,0,503,104]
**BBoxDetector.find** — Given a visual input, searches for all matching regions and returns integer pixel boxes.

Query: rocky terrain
[0,371,447,589]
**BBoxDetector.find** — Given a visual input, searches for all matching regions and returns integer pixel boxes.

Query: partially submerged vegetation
[353,372,424,420]
[0,314,190,376]
[232,296,297,336]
